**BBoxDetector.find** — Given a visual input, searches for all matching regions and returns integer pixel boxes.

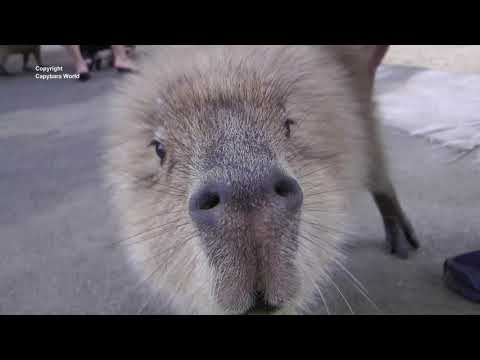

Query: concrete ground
[0,46,479,314]
[384,45,480,74]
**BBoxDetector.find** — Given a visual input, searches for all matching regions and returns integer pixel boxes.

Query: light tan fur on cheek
[115,176,219,314]
[105,122,218,314]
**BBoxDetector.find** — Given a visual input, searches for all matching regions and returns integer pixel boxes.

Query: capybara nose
[189,168,303,228]
[189,183,229,228]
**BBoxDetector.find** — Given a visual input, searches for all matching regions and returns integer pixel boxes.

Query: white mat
[375,65,480,162]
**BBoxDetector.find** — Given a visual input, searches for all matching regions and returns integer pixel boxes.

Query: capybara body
[105,45,418,315]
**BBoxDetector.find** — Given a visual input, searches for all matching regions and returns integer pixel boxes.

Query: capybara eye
[284,119,295,138]
[149,139,166,165]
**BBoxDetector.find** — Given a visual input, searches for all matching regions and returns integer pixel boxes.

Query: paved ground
[384,45,480,74]
[0,46,479,314]
[375,64,480,157]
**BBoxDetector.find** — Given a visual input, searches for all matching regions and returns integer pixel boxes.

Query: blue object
[444,251,480,303]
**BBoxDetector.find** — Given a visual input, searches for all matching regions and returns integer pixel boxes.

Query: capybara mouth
[240,292,282,315]
[244,306,292,315]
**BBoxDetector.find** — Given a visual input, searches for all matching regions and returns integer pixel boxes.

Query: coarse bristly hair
[104,45,381,315]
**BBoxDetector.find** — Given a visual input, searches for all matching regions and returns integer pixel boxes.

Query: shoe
[444,250,480,303]
[78,72,91,82]
[114,65,138,74]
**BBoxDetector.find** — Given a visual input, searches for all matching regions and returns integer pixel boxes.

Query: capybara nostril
[272,173,303,212]
[189,183,230,228]
[274,177,297,197]
[198,192,220,210]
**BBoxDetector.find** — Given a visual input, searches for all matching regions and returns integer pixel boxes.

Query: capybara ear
[367,45,390,75]
[330,45,389,86]
[347,45,389,71]
[331,45,377,68]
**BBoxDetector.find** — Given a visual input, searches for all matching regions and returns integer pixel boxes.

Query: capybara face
[106,46,372,314]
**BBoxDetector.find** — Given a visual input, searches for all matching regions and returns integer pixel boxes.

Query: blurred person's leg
[125,45,136,58]
[0,49,8,75]
[31,45,43,68]
[111,45,137,72]
[64,45,90,81]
